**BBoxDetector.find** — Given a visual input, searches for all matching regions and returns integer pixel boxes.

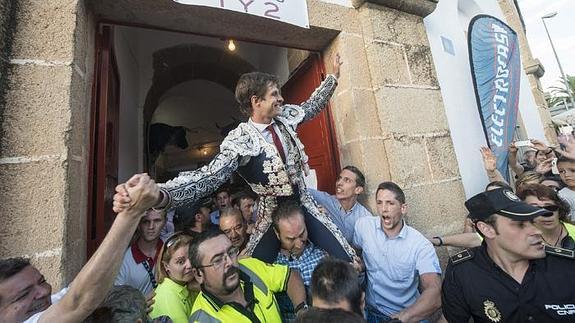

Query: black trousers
[251,195,351,263]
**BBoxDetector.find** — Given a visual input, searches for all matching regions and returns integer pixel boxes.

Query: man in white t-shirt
[115,209,166,296]
[0,174,159,323]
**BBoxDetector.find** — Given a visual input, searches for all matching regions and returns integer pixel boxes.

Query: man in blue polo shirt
[309,165,372,246]
[354,181,441,322]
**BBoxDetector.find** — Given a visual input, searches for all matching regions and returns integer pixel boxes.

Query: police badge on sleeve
[483,300,502,322]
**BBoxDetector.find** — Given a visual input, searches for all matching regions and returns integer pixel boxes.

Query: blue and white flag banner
[468,15,521,181]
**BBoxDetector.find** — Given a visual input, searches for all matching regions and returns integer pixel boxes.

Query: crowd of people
[1,54,574,323]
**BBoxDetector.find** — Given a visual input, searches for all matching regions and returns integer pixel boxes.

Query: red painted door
[282,54,340,194]
[87,25,120,257]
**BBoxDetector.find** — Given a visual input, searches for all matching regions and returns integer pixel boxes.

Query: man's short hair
[0,257,30,283]
[474,214,498,238]
[485,181,514,192]
[231,190,256,208]
[342,165,366,188]
[376,181,406,204]
[84,285,147,323]
[215,185,230,197]
[311,257,363,316]
[143,208,167,220]
[295,307,365,323]
[219,207,245,223]
[235,72,280,117]
[188,229,226,268]
[174,198,212,231]
[515,171,543,191]
[272,199,304,232]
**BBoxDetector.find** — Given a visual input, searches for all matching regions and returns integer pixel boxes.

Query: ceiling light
[228,39,236,52]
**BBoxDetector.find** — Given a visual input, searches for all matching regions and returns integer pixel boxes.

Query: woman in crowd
[150,232,199,322]
[431,183,575,250]
[515,171,543,193]
[517,184,575,249]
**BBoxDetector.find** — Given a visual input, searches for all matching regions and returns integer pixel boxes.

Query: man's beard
[222,265,240,293]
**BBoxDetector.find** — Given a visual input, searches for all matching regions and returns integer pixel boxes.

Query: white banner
[173,0,310,28]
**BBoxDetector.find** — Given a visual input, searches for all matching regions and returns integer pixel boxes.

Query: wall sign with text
[173,0,310,28]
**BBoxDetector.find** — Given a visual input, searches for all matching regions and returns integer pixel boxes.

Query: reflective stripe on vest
[189,309,222,323]
[239,263,268,295]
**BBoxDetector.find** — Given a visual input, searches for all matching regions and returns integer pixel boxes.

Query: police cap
[465,188,551,221]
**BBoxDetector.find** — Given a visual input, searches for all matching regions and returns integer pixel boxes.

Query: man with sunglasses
[442,188,575,323]
[188,230,307,322]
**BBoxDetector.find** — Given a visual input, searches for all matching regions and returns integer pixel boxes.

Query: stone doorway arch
[142,44,255,171]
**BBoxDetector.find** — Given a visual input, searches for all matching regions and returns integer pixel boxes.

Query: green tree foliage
[546,74,575,108]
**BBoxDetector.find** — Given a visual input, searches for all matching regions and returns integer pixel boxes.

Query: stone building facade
[0,0,551,290]
[498,0,555,142]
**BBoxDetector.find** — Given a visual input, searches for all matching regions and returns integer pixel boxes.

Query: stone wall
[0,0,17,134]
[314,1,468,247]
[0,0,94,289]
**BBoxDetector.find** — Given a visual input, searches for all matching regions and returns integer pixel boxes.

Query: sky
[517,0,574,93]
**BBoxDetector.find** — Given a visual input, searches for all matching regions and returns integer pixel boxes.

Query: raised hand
[113,173,160,214]
[126,174,160,213]
[557,134,575,158]
[480,146,497,172]
[332,53,343,79]
[535,158,553,174]
[530,139,549,152]
[554,147,575,160]
[113,183,131,213]
[112,173,148,213]
[509,142,518,154]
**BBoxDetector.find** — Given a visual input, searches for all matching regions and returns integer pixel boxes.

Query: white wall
[114,27,143,182]
[424,0,547,197]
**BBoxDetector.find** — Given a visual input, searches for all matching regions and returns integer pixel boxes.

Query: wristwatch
[294,302,309,314]
[433,236,444,247]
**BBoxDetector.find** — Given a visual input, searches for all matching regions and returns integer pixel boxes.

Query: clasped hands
[112,173,161,215]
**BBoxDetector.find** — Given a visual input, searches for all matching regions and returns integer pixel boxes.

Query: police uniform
[442,244,575,322]
[189,257,290,323]
[441,188,575,322]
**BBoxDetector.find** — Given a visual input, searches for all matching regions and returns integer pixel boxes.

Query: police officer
[442,188,575,322]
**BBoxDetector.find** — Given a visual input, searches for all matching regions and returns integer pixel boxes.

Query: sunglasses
[539,204,559,216]
[165,231,192,249]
